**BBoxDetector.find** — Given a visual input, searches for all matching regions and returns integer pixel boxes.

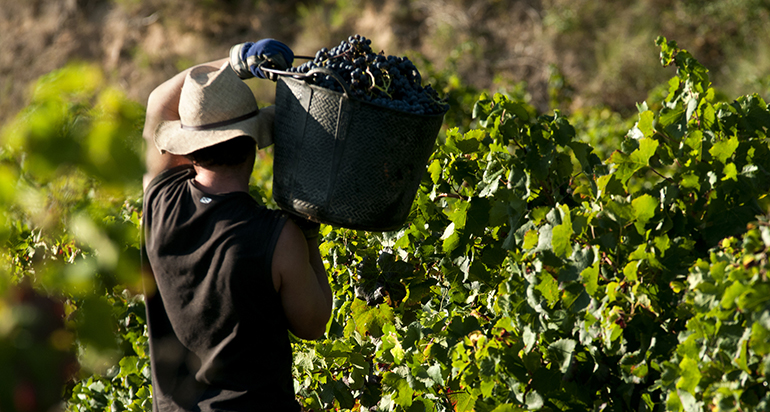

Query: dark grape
[286,34,449,115]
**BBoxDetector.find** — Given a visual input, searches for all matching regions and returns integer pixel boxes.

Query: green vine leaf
[609,137,659,186]
[708,134,739,164]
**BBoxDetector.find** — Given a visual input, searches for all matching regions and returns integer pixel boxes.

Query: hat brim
[154,107,275,155]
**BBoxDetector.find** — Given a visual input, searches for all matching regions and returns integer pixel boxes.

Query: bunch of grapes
[286,34,449,116]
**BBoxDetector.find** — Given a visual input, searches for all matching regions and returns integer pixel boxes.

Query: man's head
[184,135,256,168]
[153,62,274,156]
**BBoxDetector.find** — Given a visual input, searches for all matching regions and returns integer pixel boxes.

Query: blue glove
[229,39,294,81]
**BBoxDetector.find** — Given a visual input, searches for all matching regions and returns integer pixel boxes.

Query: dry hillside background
[2,0,770,126]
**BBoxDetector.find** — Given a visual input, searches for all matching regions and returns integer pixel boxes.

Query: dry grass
[1,0,769,126]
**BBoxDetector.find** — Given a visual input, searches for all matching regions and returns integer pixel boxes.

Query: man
[141,39,332,411]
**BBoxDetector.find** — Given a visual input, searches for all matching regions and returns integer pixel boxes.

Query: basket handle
[261,66,352,97]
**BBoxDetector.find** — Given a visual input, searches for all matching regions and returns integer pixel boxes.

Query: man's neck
[192,165,250,195]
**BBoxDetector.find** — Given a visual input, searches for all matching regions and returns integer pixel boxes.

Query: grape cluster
[286,34,449,116]
[353,250,409,306]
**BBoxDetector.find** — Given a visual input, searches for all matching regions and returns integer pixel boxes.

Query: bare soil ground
[2,0,766,128]
[0,0,557,126]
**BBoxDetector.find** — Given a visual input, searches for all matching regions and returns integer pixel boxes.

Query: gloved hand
[229,39,294,81]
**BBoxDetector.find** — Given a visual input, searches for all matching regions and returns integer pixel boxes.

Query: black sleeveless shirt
[142,165,299,411]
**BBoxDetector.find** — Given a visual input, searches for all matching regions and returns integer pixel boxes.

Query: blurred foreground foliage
[0,63,148,411]
[1,36,770,411]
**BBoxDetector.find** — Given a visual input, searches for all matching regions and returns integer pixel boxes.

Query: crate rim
[276,75,449,121]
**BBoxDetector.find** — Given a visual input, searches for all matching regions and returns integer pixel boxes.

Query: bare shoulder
[271,218,331,340]
[272,219,310,280]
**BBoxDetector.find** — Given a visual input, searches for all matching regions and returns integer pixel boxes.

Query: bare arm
[271,220,333,340]
[142,58,229,190]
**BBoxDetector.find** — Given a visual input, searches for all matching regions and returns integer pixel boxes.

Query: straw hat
[154,61,274,155]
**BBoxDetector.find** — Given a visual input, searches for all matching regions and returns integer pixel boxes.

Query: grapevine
[3,35,770,412]
[286,34,449,115]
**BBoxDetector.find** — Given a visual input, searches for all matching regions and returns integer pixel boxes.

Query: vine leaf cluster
[292,36,770,411]
[1,36,770,412]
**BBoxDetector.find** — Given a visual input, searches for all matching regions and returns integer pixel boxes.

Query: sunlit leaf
[708,134,739,164]
[609,138,659,185]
